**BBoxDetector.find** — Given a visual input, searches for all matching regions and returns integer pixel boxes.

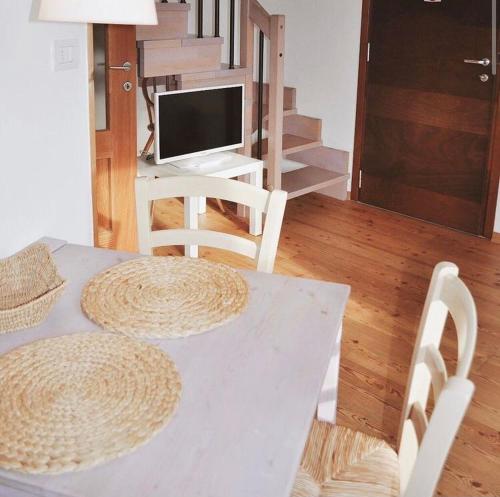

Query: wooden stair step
[252,82,296,111]
[253,134,322,160]
[252,104,297,131]
[282,166,350,200]
[180,35,225,47]
[176,64,249,84]
[175,64,250,90]
[283,114,322,141]
[138,36,224,78]
[136,2,190,41]
[287,146,350,175]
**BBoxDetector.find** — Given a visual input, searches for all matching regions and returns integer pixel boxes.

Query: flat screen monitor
[154,84,244,165]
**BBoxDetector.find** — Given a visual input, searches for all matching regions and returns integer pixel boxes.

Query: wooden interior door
[91,24,138,251]
[355,0,498,235]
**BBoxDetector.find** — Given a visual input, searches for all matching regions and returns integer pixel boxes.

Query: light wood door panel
[93,25,138,252]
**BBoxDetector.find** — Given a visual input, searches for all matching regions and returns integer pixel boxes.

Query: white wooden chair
[293,262,478,497]
[135,175,287,273]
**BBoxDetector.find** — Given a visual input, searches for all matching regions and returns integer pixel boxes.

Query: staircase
[251,83,349,199]
[137,0,349,202]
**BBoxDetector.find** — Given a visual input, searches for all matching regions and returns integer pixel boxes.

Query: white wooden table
[0,241,350,497]
[138,152,264,257]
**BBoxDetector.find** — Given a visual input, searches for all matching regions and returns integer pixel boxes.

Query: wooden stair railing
[240,0,285,191]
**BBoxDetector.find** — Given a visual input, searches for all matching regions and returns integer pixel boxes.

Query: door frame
[87,24,98,248]
[87,24,138,251]
[351,0,372,204]
[352,0,500,239]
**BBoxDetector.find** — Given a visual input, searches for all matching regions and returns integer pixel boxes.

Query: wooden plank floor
[152,193,500,497]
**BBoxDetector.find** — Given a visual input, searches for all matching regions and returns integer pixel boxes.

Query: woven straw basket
[0,244,66,334]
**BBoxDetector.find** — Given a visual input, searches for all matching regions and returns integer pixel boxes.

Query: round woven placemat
[81,257,249,339]
[0,333,181,475]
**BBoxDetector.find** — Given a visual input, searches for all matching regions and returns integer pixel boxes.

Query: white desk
[0,241,350,497]
[138,152,264,257]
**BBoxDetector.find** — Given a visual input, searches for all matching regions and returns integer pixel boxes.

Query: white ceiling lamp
[38,0,158,25]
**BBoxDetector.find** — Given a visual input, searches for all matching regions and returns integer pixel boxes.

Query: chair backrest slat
[398,262,477,497]
[145,175,271,211]
[407,402,429,445]
[151,229,259,260]
[135,175,287,273]
[423,344,448,400]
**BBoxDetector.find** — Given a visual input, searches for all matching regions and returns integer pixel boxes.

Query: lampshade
[38,0,158,25]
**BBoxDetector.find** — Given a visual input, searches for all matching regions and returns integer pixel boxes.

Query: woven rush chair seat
[292,420,400,497]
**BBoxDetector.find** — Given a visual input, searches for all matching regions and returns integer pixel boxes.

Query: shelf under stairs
[284,148,350,200]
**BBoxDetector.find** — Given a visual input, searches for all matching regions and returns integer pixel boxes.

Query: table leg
[249,168,263,236]
[237,175,250,219]
[184,196,199,258]
[317,324,342,423]
[198,197,207,214]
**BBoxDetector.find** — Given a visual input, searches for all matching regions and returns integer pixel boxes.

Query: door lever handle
[97,62,132,71]
[108,62,132,71]
[464,58,490,67]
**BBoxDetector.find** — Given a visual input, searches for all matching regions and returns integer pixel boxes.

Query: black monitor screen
[156,85,243,161]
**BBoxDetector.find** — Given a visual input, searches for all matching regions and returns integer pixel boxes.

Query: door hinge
[359,170,363,189]
[367,42,371,62]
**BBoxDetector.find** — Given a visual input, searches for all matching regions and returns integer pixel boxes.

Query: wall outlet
[53,39,80,71]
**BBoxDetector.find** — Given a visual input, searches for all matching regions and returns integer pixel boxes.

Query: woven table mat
[0,333,181,475]
[81,257,249,339]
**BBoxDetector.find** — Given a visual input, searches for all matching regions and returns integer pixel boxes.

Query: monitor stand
[169,152,233,170]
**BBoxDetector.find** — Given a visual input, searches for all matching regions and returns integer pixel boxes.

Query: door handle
[464,58,491,67]
[108,62,132,72]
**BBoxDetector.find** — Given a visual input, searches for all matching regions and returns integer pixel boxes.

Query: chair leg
[216,198,226,213]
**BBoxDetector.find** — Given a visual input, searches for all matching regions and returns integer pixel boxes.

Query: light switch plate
[53,39,80,71]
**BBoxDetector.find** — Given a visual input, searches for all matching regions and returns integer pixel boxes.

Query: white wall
[0,1,93,258]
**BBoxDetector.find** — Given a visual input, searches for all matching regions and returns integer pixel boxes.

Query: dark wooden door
[357,0,497,235]
[92,25,138,252]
